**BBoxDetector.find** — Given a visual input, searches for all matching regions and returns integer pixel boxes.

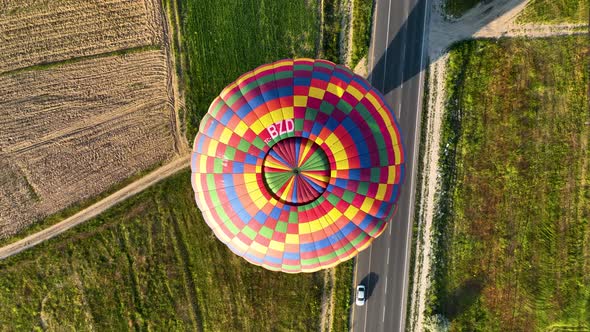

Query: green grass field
[332,260,354,332]
[350,0,373,68]
[443,0,482,18]
[178,0,320,142]
[431,36,589,330]
[0,2,362,329]
[518,0,589,23]
[322,0,345,63]
[0,170,333,330]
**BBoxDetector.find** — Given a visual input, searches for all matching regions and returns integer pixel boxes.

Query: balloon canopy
[191,59,404,273]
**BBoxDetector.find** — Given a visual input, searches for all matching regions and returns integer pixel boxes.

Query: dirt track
[429,0,587,55]
[0,155,189,260]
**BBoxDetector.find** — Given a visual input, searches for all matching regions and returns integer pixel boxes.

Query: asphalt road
[351,0,430,331]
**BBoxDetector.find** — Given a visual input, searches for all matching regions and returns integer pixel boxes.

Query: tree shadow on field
[439,276,485,320]
[358,272,380,299]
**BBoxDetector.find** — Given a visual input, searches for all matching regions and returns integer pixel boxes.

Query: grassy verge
[0,161,163,248]
[406,64,430,330]
[443,0,482,18]
[430,36,589,330]
[332,260,354,332]
[518,0,589,23]
[0,169,327,330]
[350,0,374,68]
[322,0,346,63]
[178,0,320,142]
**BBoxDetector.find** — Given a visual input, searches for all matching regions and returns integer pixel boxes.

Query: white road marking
[397,102,402,117]
[368,0,380,73]
[397,0,430,331]
[362,245,373,332]
[387,247,391,265]
[385,276,388,292]
[398,0,408,92]
[360,1,387,331]
[399,42,407,87]
[351,249,361,328]
[381,0,393,91]
[360,0,429,330]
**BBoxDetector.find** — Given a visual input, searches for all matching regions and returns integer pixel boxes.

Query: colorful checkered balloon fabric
[191,58,405,273]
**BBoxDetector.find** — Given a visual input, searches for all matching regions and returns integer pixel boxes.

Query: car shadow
[358,272,380,299]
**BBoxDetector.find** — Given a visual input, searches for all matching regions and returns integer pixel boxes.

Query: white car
[356,285,366,306]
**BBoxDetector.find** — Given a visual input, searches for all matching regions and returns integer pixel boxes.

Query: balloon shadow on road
[367,0,527,95]
[358,272,380,299]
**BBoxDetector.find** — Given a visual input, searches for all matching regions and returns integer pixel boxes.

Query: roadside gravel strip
[0,155,190,260]
[408,53,448,332]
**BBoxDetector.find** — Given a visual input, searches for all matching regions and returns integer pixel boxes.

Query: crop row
[0,0,163,73]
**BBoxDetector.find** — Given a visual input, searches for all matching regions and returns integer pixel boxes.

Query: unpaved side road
[430,0,587,55]
[0,155,190,260]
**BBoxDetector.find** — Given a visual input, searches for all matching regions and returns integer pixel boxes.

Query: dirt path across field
[408,0,589,330]
[0,155,190,260]
[159,0,189,155]
[430,0,587,54]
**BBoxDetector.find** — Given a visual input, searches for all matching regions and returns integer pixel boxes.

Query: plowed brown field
[0,50,176,238]
[0,0,179,238]
[0,0,163,73]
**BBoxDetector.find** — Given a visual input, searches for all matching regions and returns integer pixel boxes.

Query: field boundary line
[0,45,160,77]
[0,155,190,260]
[160,0,190,155]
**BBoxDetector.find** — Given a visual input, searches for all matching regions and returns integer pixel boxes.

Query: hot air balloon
[191,58,404,273]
